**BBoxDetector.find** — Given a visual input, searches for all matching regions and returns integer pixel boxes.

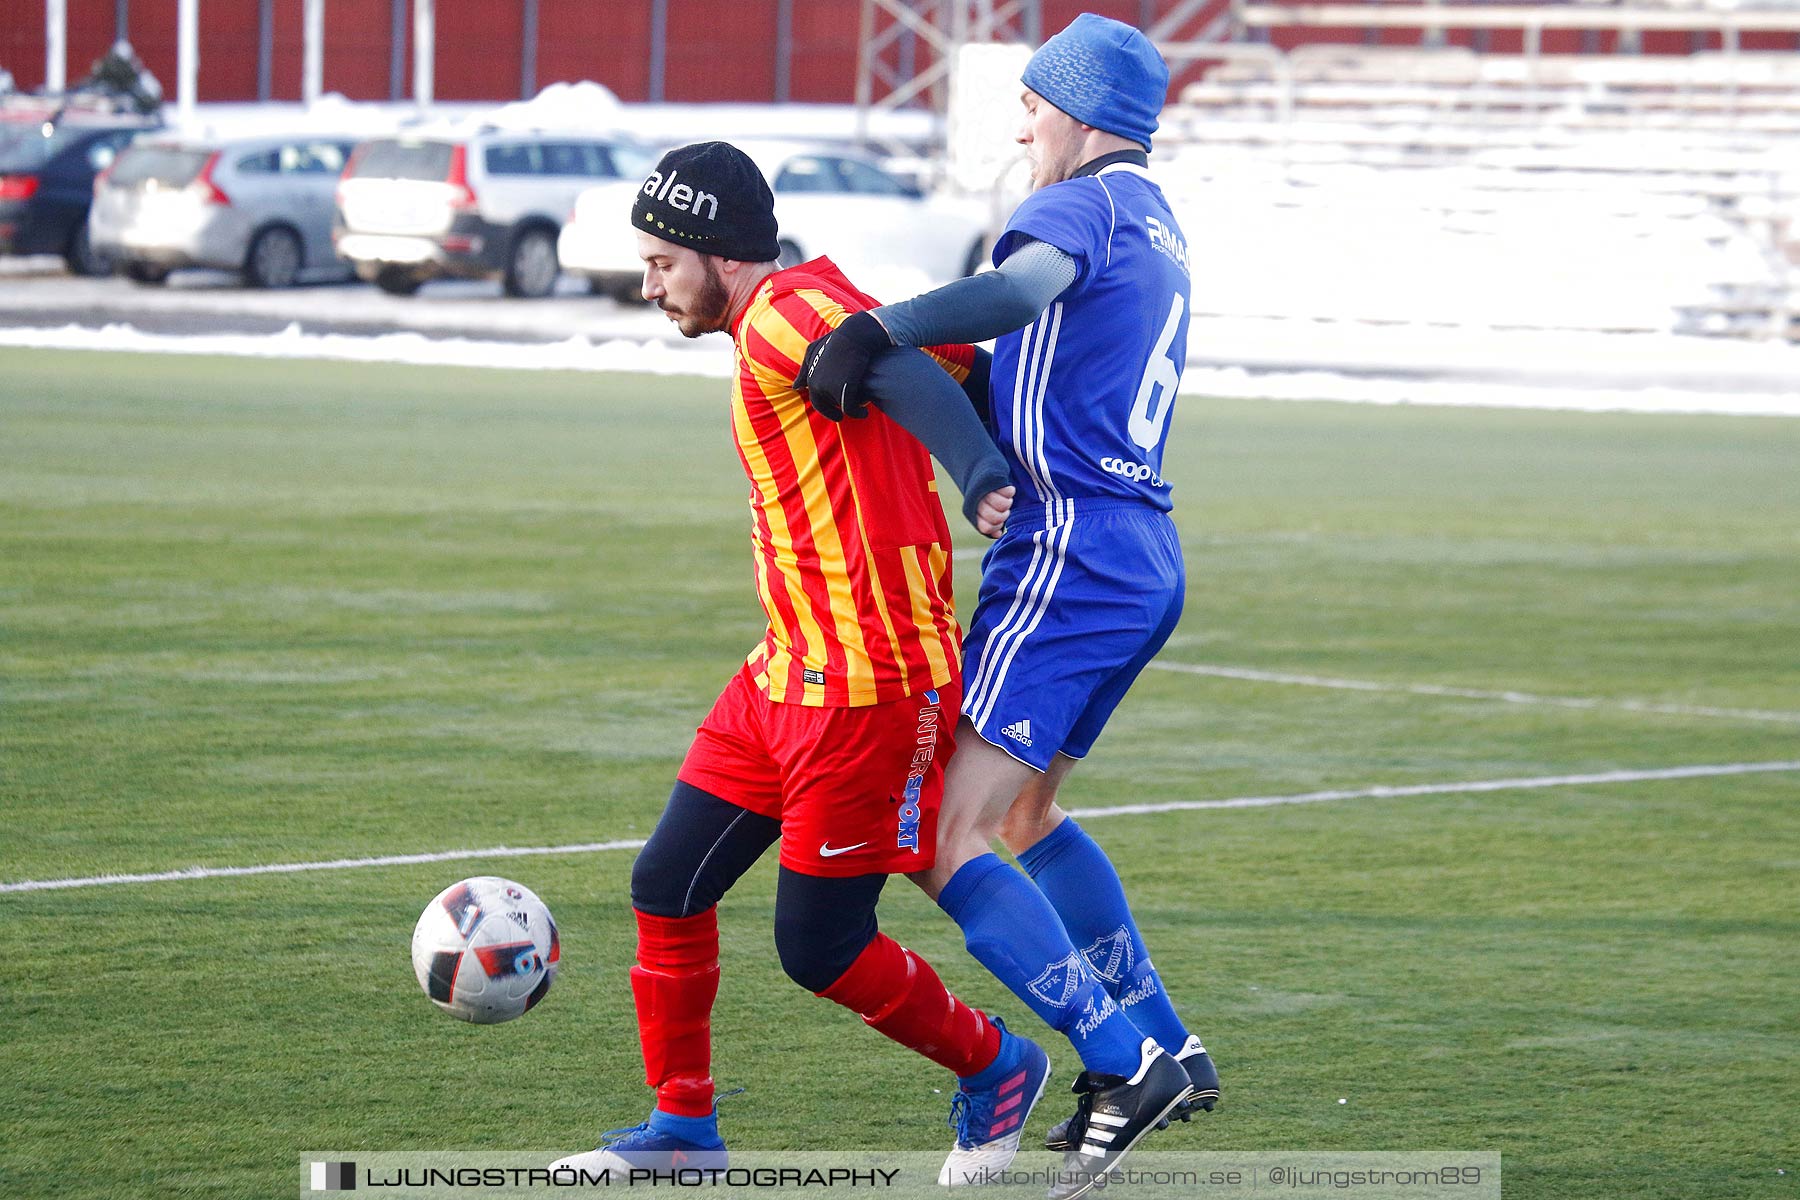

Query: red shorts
[677,665,958,878]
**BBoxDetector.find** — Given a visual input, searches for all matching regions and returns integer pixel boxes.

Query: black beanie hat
[631,141,780,264]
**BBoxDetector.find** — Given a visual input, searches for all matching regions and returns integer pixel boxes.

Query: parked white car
[89,132,357,287]
[334,129,655,297]
[558,140,990,302]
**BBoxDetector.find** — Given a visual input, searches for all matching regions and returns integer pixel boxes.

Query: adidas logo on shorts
[1000,719,1033,747]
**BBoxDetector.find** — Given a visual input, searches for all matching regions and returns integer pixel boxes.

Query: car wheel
[776,238,804,270]
[123,261,172,285]
[245,227,304,288]
[503,226,559,298]
[65,223,112,277]
[374,266,424,296]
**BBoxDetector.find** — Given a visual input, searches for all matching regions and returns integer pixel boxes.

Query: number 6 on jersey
[1129,292,1185,451]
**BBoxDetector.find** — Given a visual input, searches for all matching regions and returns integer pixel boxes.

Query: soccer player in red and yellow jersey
[553,143,1050,1177]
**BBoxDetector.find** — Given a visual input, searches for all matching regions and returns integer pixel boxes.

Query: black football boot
[1045,1040,1193,1200]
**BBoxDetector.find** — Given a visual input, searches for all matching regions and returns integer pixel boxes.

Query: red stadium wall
[433,0,524,100]
[322,0,397,100]
[663,0,778,103]
[536,1,652,102]
[0,5,46,91]
[786,0,878,104]
[66,2,123,88]
[2,1,1795,103]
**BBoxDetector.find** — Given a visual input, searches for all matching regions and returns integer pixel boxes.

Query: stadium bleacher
[1154,26,1799,340]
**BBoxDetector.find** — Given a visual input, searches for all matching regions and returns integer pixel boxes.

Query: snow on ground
[1182,363,1800,417]
[5,320,1794,417]
[0,322,729,376]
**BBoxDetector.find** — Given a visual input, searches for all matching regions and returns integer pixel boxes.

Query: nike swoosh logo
[819,842,868,858]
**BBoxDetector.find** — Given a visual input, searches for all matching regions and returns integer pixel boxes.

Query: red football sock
[818,933,1002,1078]
[631,908,721,1118]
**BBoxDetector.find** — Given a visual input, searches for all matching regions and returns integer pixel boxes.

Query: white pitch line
[4,761,1796,895]
[0,839,649,895]
[1063,760,1800,818]
[1150,661,1800,724]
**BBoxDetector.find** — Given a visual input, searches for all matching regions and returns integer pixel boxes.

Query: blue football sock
[647,1108,724,1148]
[1017,818,1192,1057]
[938,853,1144,1077]
[956,1023,1021,1089]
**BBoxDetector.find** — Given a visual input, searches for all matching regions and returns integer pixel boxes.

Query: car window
[540,142,591,177]
[611,143,657,179]
[281,141,345,174]
[773,156,840,194]
[236,149,280,174]
[350,139,454,181]
[590,144,621,177]
[834,158,909,196]
[0,123,80,172]
[485,143,541,176]
[108,144,211,187]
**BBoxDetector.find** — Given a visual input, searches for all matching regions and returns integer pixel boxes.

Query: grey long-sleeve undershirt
[863,348,1012,529]
[871,238,1079,349]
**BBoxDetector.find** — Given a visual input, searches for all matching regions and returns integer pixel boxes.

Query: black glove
[798,310,891,421]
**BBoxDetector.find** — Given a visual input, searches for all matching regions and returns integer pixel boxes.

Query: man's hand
[975,485,1015,539]
[798,310,890,421]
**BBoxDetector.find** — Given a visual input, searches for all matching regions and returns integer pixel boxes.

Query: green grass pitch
[2,347,1796,1198]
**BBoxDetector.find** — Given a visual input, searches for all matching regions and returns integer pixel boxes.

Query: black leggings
[630,781,888,993]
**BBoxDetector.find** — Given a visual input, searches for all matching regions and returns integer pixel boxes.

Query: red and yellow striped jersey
[728,257,976,707]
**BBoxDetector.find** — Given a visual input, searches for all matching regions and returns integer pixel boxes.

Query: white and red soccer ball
[411,876,560,1024]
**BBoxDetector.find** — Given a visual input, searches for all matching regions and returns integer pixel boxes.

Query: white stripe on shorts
[967,513,1074,730]
[964,528,1052,714]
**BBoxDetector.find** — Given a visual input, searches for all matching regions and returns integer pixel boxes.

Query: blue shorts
[961,499,1185,771]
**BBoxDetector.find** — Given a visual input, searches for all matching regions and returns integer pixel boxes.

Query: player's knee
[773,870,883,993]
[631,781,777,918]
[775,909,874,993]
[628,837,688,918]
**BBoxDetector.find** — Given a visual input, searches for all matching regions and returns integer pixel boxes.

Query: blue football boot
[551,1107,728,1180]
[938,1018,1053,1186]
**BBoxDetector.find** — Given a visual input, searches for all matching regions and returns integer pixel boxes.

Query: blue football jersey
[990,164,1191,513]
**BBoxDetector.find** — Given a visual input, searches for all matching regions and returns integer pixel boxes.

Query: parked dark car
[0,100,159,274]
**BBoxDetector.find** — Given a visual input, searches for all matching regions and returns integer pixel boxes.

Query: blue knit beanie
[1021,13,1169,151]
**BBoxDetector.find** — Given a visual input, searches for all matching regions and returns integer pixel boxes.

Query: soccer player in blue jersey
[800,14,1217,1193]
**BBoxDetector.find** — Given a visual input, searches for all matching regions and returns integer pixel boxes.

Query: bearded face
[637,235,733,338]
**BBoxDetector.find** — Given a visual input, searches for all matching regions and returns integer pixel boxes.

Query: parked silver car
[558,140,990,303]
[334,129,654,297]
[89,132,356,287]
